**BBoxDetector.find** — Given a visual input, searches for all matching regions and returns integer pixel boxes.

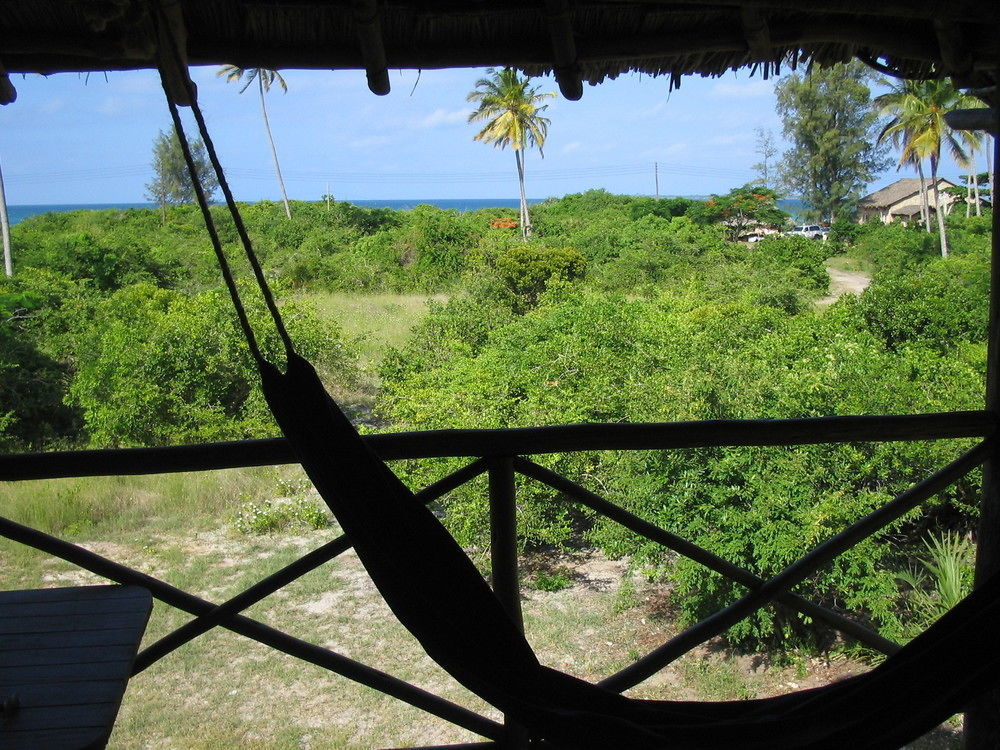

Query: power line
[5,160,752,187]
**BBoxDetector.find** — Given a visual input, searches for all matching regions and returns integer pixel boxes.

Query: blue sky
[0,65,974,206]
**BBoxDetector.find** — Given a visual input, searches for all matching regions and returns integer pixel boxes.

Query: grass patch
[677,655,756,700]
[0,467,298,540]
[825,255,872,274]
[296,292,444,409]
[1,475,963,748]
[300,293,443,362]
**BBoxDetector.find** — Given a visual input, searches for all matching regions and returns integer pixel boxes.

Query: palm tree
[875,84,931,232]
[218,66,292,219]
[875,79,969,257]
[467,68,555,240]
[0,157,11,277]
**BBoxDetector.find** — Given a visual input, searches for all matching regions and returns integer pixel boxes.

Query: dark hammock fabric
[259,352,1000,748]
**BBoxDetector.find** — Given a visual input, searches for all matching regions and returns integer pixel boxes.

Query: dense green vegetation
[1,191,992,653]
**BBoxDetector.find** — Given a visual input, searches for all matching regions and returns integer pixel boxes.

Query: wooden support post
[488,456,523,630]
[352,0,390,96]
[487,456,527,748]
[967,96,1000,750]
[151,0,195,107]
[545,0,583,100]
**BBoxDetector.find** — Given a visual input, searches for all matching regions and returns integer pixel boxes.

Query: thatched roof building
[857,177,962,224]
[0,1,998,102]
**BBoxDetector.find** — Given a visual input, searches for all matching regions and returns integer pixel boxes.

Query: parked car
[785,224,830,240]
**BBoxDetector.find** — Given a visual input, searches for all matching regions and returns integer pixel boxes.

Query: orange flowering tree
[705,184,788,241]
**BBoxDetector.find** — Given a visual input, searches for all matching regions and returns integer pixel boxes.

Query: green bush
[377,285,985,649]
[849,252,989,352]
[69,282,357,447]
[0,269,91,449]
[232,495,331,534]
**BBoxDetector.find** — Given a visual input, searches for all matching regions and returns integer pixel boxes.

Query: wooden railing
[1,410,994,747]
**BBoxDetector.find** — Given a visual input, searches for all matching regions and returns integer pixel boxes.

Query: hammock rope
[148,4,1000,744]
[150,0,293,364]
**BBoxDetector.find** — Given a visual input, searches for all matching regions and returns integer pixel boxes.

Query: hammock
[151,12,1000,745]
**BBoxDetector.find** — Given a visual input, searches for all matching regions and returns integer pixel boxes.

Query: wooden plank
[0,611,148,635]
[0,586,147,606]
[0,628,147,652]
[967,111,1000,750]
[3,702,119,731]
[0,643,139,667]
[0,597,151,619]
[0,726,110,750]
[0,659,135,682]
[0,680,122,707]
[1,411,993,480]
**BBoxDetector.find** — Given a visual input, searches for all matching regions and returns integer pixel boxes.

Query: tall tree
[776,61,890,223]
[219,66,292,219]
[874,80,933,232]
[751,127,778,190]
[467,68,555,240]
[145,129,219,222]
[875,79,971,257]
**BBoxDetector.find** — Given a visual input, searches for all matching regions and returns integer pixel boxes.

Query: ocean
[6,196,808,225]
[5,199,534,225]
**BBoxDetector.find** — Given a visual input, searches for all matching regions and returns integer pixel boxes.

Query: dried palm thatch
[0,1,998,103]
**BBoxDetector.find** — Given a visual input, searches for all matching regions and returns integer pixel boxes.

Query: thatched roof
[859,178,959,208]
[1,1,998,102]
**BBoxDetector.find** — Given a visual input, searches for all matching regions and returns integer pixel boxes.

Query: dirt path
[816,266,871,307]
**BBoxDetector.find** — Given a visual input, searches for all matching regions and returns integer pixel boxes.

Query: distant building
[856,177,962,224]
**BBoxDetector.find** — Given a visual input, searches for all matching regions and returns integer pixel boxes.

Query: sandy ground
[816,266,872,307]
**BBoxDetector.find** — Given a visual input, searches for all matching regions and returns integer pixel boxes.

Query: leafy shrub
[232,495,331,534]
[896,532,974,631]
[486,244,586,309]
[747,234,830,291]
[852,222,937,273]
[69,282,357,447]
[850,252,989,352]
[378,283,985,649]
[530,568,574,591]
[0,269,89,449]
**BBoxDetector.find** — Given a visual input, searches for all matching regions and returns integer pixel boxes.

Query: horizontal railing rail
[1,411,993,481]
[1,416,992,747]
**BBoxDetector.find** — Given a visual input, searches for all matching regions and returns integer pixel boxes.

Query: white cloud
[561,141,583,154]
[709,79,774,99]
[415,108,470,128]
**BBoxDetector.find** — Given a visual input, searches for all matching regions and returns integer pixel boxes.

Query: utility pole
[654,162,659,199]
[0,159,12,277]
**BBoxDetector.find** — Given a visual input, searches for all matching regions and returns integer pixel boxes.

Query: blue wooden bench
[0,585,151,749]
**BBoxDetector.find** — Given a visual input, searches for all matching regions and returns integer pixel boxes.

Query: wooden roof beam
[152,0,196,106]
[639,0,1000,24]
[945,108,998,135]
[0,17,966,76]
[352,0,390,95]
[740,7,772,63]
[934,19,973,77]
[0,61,16,105]
[545,0,583,100]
